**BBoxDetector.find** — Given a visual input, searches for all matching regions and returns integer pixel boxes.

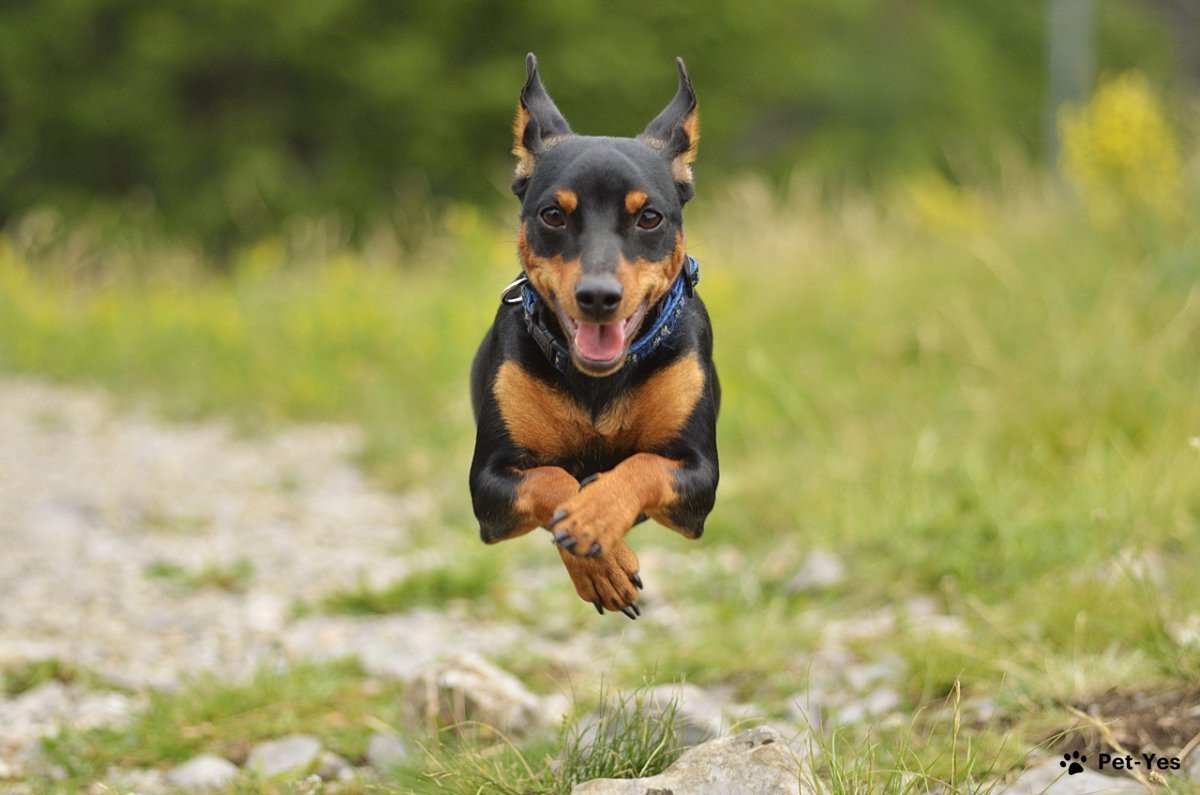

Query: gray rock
[641,683,725,747]
[316,751,350,780]
[366,731,411,768]
[998,758,1143,794]
[407,653,544,735]
[835,686,902,725]
[571,726,807,795]
[246,734,323,778]
[89,767,168,795]
[165,755,239,792]
[787,550,845,593]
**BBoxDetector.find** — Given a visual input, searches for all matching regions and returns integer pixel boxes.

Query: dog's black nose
[575,277,623,316]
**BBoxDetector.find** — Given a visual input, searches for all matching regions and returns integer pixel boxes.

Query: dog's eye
[539,207,566,228]
[636,209,663,230]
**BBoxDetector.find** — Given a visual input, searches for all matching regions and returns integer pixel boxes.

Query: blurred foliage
[0,0,1178,246]
[1060,70,1184,226]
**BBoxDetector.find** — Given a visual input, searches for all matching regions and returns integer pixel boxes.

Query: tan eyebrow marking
[555,189,578,213]
[625,190,648,214]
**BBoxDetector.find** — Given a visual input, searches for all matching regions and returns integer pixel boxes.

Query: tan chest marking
[493,362,593,460]
[492,353,705,460]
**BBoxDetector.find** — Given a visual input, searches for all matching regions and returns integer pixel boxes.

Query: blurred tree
[0,0,1177,247]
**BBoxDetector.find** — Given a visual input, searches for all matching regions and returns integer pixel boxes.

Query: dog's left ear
[512,53,572,197]
[640,58,700,203]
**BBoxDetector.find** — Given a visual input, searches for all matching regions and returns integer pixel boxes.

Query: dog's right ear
[512,53,572,197]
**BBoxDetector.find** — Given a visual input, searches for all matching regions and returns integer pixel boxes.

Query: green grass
[315,556,504,616]
[1,658,114,697]
[2,163,1199,791]
[393,684,686,794]
[145,558,256,593]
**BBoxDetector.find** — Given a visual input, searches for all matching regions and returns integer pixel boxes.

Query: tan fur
[624,190,648,215]
[672,106,700,183]
[555,189,578,213]
[558,537,641,609]
[493,361,593,460]
[507,466,580,540]
[550,452,684,604]
[493,352,704,460]
[616,232,685,320]
[598,354,705,450]
[518,222,582,317]
[512,105,535,178]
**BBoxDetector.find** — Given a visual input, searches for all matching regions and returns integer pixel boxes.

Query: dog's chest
[492,354,704,460]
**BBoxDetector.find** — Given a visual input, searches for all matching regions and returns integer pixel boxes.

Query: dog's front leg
[546,452,689,616]
[472,462,579,544]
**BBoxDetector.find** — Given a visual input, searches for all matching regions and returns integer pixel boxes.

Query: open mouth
[556,302,648,373]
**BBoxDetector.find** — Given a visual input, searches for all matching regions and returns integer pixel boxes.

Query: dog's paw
[558,539,643,618]
[547,474,639,559]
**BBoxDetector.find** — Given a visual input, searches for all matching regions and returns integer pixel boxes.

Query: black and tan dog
[469,54,719,619]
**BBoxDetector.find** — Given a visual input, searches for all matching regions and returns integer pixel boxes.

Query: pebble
[246,734,323,778]
[89,767,168,795]
[316,751,351,780]
[787,550,845,593]
[407,652,547,735]
[834,686,902,725]
[571,726,809,795]
[365,731,411,768]
[165,754,239,792]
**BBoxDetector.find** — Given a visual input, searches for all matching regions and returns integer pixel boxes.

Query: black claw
[631,601,641,616]
[594,601,604,615]
[630,573,644,590]
[586,542,602,558]
[621,606,638,620]
[552,528,569,545]
[579,473,600,487]
[549,508,568,526]
[558,535,577,551]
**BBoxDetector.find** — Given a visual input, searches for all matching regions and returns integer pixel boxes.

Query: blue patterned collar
[501,255,701,375]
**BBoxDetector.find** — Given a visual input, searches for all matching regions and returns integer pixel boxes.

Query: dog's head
[511,54,699,377]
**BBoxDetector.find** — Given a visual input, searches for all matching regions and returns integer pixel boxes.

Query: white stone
[571,726,808,795]
[787,550,845,593]
[407,653,545,735]
[365,732,410,768]
[316,751,350,780]
[165,755,239,792]
[90,767,168,795]
[835,686,902,725]
[246,734,323,778]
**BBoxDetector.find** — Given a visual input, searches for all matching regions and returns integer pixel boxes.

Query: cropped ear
[639,57,699,203]
[512,53,572,197]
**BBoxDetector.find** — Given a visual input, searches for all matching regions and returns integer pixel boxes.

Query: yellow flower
[1059,72,1182,225]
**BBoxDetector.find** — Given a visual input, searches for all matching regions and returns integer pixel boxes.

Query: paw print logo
[1061,751,1086,775]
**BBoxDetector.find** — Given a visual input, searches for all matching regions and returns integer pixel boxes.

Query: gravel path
[0,377,530,692]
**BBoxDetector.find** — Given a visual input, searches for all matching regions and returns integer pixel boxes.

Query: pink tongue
[575,321,626,362]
